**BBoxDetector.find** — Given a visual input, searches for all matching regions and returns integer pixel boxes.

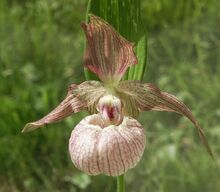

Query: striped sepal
[82,15,138,84]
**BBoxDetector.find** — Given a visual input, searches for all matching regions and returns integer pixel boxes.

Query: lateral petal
[22,84,84,132]
[23,81,107,133]
[82,15,138,83]
[118,81,214,158]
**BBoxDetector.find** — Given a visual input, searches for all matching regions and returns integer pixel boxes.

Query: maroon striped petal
[22,84,84,132]
[22,81,107,133]
[82,15,138,83]
[118,80,214,158]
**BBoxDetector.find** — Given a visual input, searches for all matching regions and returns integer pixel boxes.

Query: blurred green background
[0,0,220,191]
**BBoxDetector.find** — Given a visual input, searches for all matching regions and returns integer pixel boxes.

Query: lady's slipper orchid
[23,15,213,176]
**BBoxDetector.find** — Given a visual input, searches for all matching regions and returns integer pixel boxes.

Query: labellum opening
[97,95,124,126]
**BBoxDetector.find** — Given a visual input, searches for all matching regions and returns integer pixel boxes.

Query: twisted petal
[22,81,106,132]
[22,84,84,132]
[82,15,138,83]
[118,80,213,158]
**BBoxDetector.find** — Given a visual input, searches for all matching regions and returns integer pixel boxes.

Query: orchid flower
[23,15,213,176]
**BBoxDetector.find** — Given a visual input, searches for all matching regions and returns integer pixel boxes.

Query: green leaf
[67,173,91,190]
[84,0,147,81]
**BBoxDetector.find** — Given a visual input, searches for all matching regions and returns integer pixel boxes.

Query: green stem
[117,174,125,192]
[85,0,91,23]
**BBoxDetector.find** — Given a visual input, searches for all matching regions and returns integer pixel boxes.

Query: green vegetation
[0,0,220,191]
